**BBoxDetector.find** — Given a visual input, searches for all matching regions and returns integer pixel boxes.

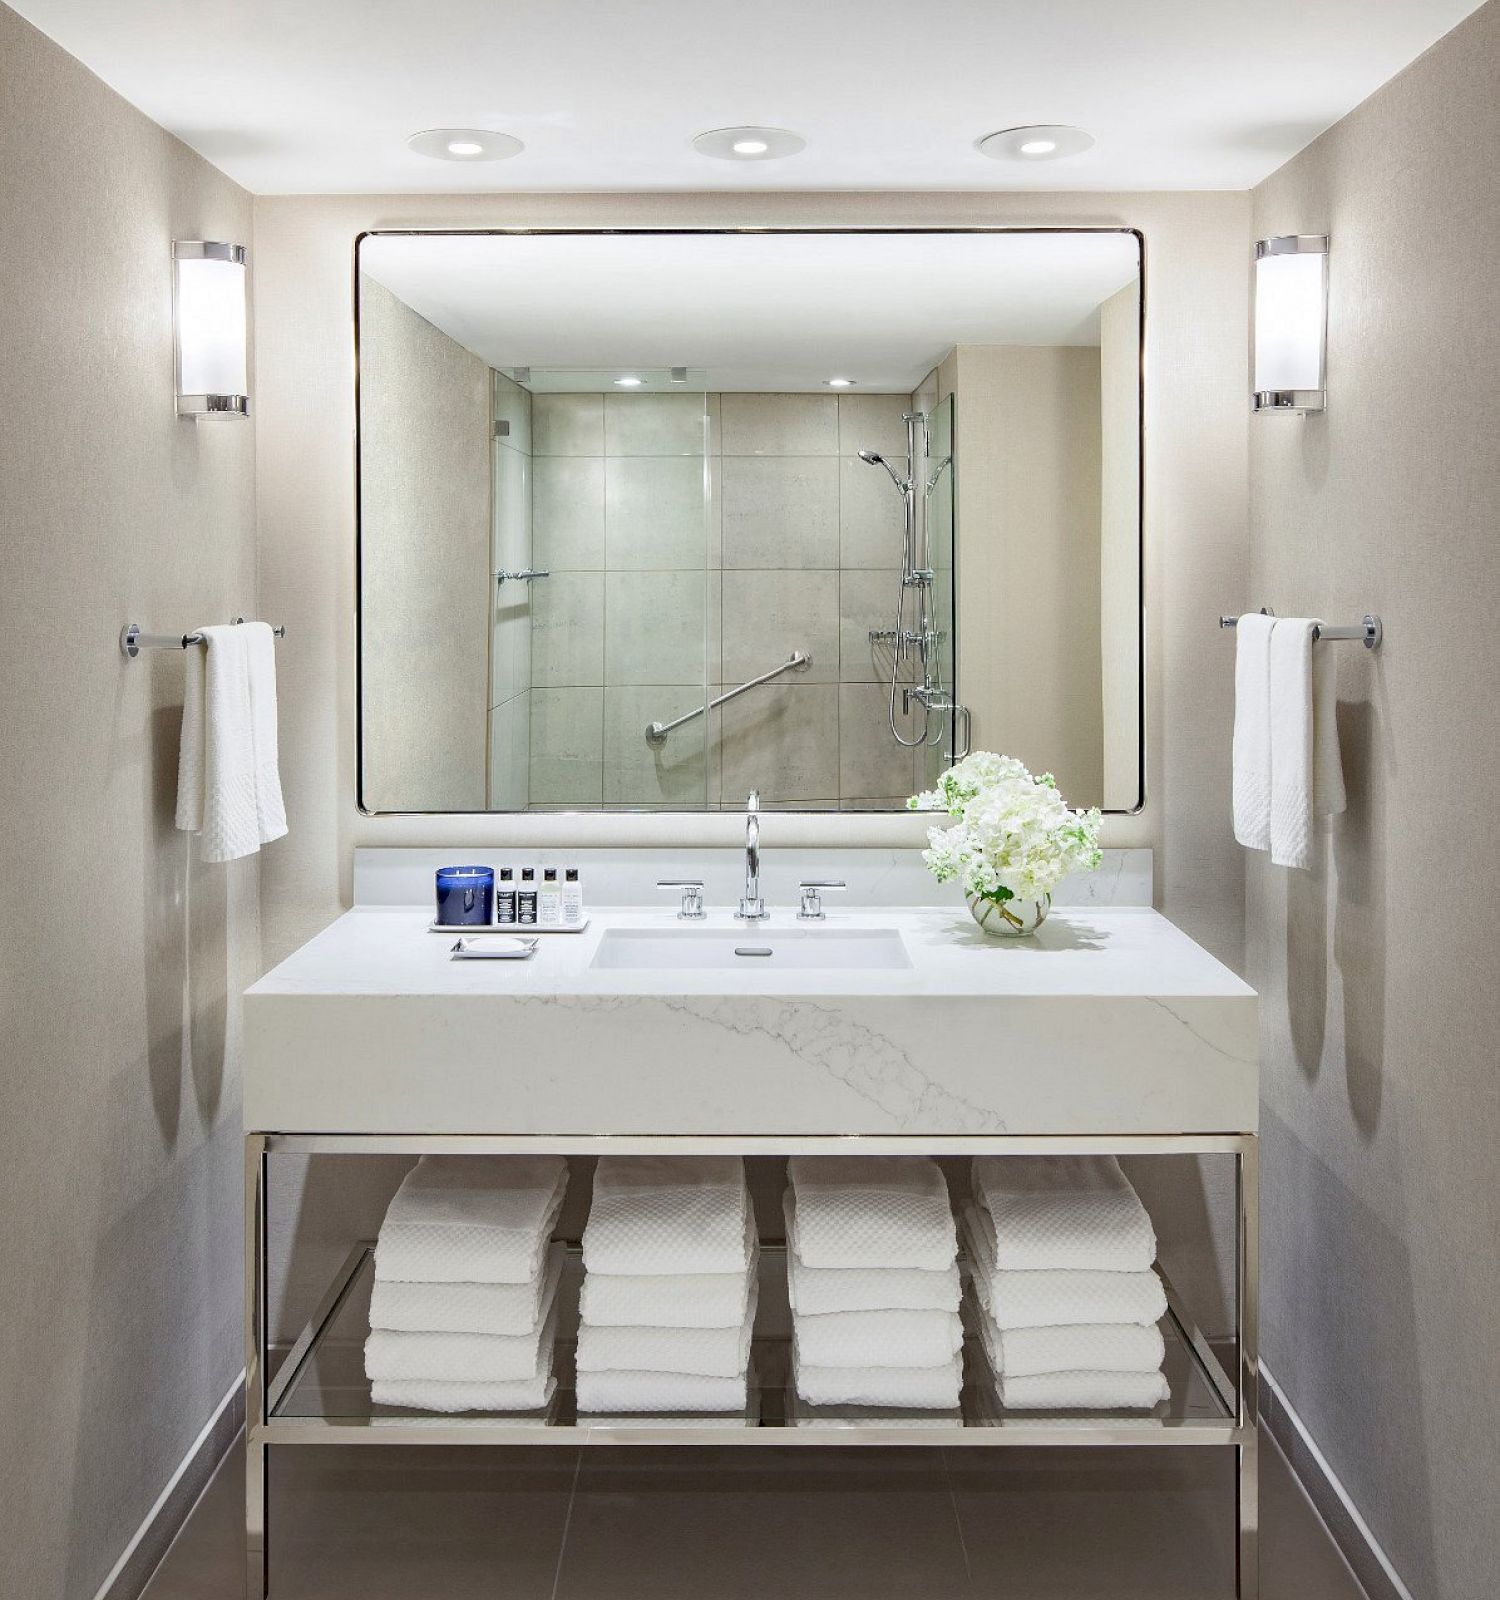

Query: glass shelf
[264,1245,1240,1447]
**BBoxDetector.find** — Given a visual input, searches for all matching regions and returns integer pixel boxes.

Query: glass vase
[966,892,1050,938]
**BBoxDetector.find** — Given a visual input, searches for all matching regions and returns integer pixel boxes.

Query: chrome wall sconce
[173,240,249,418]
[1252,234,1328,414]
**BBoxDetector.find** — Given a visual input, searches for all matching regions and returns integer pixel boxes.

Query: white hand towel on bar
[994,1367,1169,1412]
[369,1243,565,1336]
[793,1346,963,1410]
[980,1319,1164,1378]
[961,1206,1165,1328]
[374,1155,567,1285]
[786,1156,956,1270]
[370,1296,561,1414]
[175,622,287,863]
[580,1221,757,1328]
[785,1193,960,1315]
[792,1305,964,1370]
[582,1156,749,1276]
[364,1248,562,1383]
[1269,618,1346,869]
[1231,611,1275,852]
[971,1156,1156,1273]
[578,1284,758,1377]
[576,1366,750,1414]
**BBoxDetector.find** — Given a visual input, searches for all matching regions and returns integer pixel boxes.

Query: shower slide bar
[645,651,810,744]
[1219,609,1382,649]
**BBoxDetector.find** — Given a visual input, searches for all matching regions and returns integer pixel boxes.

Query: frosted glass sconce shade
[1252,234,1328,413]
[174,241,249,418]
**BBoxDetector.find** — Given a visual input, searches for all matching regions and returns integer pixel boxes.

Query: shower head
[858,449,910,493]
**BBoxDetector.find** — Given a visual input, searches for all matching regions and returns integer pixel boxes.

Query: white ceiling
[358,231,1141,391]
[12,0,1483,195]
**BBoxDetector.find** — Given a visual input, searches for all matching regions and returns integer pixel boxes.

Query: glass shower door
[922,394,959,787]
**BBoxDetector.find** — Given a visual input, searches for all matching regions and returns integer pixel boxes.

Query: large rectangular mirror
[356,228,1142,814]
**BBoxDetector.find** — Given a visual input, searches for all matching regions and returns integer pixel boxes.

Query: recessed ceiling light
[407,128,524,163]
[692,126,806,162]
[614,375,644,388]
[976,125,1094,162]
[824,377,856,388]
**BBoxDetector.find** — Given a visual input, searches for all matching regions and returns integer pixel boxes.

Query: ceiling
[12,0,1482,195]
[358,230,1142,391]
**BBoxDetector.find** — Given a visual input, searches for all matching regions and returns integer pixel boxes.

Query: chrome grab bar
[644,651,811,744]
[496,568,550,587]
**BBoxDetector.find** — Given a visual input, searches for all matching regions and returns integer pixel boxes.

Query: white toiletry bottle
[562,867,584,925]
[539,868,562,927]
[517,869,538,926]
[495,867,517,926]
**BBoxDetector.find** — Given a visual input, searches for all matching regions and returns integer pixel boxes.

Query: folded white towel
[961,1206,1165,1328]
[580,1218,757,1328]
[792,1303,963,1370]
[1269,618,1346,869]
[785,1158,956,1271]
[1232,611,1275,852]
[995,1369,1169,1412]
[785,1192,960,1315]
[176,622,288,863]
[793,1347,964,1410]
[583,1156,750,1276]
[980,1317,1164,1378]
[575,1367,750,1414]
[971,1156,1155,1272]
[374,1155,567,1285]
[369,1242,565,1336]
[364,1248,562,1383]
[578,1284,758,1377]
[371,1373,557,1414]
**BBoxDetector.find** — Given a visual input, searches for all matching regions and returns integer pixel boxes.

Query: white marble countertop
[244,905,1257,1138]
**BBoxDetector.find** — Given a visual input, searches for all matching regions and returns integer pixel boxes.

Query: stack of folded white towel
[363,1155,568,1413]
[576,1156,758,1413]
[786,1156,964,1410]
[964,1155,1168,1411]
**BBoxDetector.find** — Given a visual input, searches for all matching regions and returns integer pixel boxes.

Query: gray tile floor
[142,1427,1367,1600]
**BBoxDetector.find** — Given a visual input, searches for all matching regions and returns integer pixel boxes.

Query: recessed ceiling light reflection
[976,125,1094,162]
[614,376,644,388]
[407,128,524,162]
[824,377,856,388]
[692,126,806,162]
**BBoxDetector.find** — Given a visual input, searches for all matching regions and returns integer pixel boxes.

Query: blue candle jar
[435,865,494,926]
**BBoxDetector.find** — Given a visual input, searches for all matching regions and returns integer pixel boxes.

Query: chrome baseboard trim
[92,1374,245,1600]
[1259,1364,1411,1600]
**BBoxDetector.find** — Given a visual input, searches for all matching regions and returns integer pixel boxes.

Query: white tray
[430,917,590,935]
[449,935,539,961]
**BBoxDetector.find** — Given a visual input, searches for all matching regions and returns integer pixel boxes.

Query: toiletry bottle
[495,867,517,926]
[562,867,584,925]
[539,868,562,927]
[517,868,538,926]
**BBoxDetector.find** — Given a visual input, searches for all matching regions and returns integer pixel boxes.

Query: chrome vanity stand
[244,1131,1257,1599]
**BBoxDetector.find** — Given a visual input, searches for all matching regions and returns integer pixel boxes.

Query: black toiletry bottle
[517,868,538,926]
[495,867,517,926]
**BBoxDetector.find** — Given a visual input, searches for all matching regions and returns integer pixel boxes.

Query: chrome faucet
[737,790,767,921]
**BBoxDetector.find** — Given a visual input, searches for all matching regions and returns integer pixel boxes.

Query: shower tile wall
[525,389,923,809]
[487,372,533,809]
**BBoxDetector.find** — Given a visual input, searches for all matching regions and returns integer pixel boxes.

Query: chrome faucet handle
[797,881,847,921]
[657,880,706,921]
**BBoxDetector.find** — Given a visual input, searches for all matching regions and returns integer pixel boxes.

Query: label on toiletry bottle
[562,867,584,925]
[539,868,562,927]
[518,868,538,926]
[495,867,517,926]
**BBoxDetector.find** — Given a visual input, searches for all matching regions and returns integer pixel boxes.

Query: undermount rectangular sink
[590,926,913,972]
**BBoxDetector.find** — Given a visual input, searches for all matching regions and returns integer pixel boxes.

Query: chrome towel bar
[645,651,811,744]
[1219,609,1382,649]
[121,618,287,659]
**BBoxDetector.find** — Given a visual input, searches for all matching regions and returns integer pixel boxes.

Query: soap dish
[449,935,539,961]
[431,917,590,935]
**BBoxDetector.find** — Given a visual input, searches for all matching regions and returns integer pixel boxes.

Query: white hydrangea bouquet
[908,752,1103,936]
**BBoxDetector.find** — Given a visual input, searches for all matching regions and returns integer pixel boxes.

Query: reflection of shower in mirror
[859,411,967,755]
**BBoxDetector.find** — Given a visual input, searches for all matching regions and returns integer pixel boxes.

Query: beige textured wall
[358,275,491,811]
[1099,281,1143,809]
[253,192,1250,1340]
[1249,5,1500,1595]
[948,344,1105,807]
[0,7,258,1597]
[253,191,1250,968]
